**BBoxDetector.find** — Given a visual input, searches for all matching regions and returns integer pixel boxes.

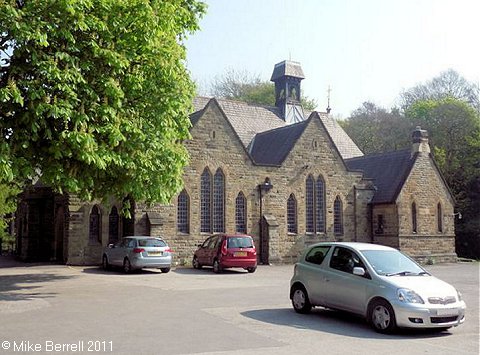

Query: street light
[258,177,273,265]
[452,212,462,220]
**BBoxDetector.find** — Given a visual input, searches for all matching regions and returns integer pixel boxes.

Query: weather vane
[326,85,332,114]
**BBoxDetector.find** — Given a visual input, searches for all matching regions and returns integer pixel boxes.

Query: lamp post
[258,177,273,265]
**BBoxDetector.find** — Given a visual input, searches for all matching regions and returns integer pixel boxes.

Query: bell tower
[270,60,305,124]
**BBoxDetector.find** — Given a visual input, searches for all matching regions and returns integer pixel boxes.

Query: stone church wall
[396,152,456,262]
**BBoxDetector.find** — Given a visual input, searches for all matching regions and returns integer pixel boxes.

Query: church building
[15,60,458,265]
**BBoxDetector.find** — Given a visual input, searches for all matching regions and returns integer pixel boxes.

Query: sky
[185,0,480,118]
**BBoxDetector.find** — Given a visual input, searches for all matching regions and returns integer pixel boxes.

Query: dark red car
[193,234,257,273]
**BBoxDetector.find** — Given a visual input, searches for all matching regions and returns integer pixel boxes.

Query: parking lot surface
[0,257,478,355]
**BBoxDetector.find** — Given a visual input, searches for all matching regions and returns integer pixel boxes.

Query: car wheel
[160,267,170,273]
[246,267,256,273]
[102,255,110,270]
[213,259,222,273]
[123,258,132,274]
[369,299,396,333]
[291,285,312,314]
[192,256,202,269]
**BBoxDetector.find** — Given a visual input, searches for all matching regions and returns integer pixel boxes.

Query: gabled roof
[249,120,308,166]
[345,149,415,204]
[316,112,364,159]
[191,97,363,162]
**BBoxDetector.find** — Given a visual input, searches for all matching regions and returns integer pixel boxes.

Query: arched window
[235,192,247,234]
[213,169,225,233]
[306,175,315,233]
[412,202,417,233]
[305,175,327,234]
[108,206,119,243]
[316,176,326,233]
[333,196,343,236]
[177,190,190,234]
[437,203,443,233]
[200,168,212,233]
[287,194,297,234]
[89,205,101,244]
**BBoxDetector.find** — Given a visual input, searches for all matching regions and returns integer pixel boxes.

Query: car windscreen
[138,239,166,247]
[227,237,253,248]
[361,250,425,276]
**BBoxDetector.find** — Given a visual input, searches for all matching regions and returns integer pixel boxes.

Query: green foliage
[339,102,413,154]
[0,182,20,243]
[0,1,206,206]
[405,97,480,183]
[400,69,479,113]
[406,97,480,258]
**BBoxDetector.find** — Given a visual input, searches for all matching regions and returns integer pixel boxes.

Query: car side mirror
[353,267,366,276]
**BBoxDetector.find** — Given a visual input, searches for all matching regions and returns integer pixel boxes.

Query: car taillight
[221,241,227,255]
[165,247,173,253]
[133,248,145,253]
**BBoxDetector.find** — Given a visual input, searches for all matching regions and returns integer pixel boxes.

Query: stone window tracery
[200,168,212,233]
[235,192,247,234]
[412,202,417,233]
[306,174,326,234]
[213,169,225,233]
[333,196,344,236]
[287,194,297,234]
[177,190,190,234]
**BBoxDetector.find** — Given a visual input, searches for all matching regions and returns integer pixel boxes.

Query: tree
[406,97,480,258]
[0,1,206,208]
[0,182,20,251]
[406,98,479,191]
[400,69,480,112]
[339,102,413,154]
[209,69,317,110]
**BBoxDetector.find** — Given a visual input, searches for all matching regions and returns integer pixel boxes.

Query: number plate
[234,251,247,257]
[436,308,459,316]
[148,251,163,256]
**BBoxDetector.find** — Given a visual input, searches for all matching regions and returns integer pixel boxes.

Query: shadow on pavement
[81,266,165,276]
[0,255,63,269]
[0,273,75,302]
[173,267,250,275]
[241,308,454,339]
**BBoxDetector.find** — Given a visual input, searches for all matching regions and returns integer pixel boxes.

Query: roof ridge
[254,119,308,137]
[347,148,410,161]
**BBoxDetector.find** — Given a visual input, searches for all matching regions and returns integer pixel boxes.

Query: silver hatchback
[290,242,466,333]
[102,236,173,273]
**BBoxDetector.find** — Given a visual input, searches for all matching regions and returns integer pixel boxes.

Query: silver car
[290,242,466,333]
[102,236,173,273]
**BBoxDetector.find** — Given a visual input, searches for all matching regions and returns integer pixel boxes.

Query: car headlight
[397,288,424,304]
[457,290,463,302]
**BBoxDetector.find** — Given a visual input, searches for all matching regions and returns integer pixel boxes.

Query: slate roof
[249,121,308,165]
[270,60,305,80]
[191,96,363,164]
[345,149,415,204]
[316,112,364,160]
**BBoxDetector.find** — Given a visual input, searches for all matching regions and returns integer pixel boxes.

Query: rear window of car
[305,246,330,265]
[227,237,253,248]
[138,239,166,247]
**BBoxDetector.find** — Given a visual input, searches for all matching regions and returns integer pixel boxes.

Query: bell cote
[270,60,305,124]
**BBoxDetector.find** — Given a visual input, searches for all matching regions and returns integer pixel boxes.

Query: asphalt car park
[0,257,478,355]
